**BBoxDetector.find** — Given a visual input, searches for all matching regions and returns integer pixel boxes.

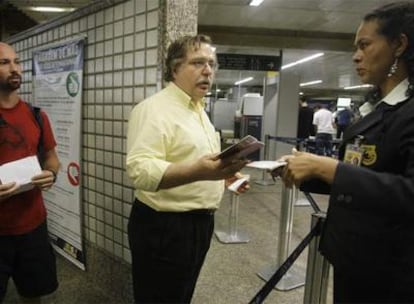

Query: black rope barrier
[248,218,323,304]
[303,192,322,213]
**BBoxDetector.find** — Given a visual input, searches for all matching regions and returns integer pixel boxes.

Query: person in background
[334,106,354,139]
[0,42,60,302]
[126,34,249,304]
[312,103,335,156]
[297,96,315,143]
[273,2,414,303]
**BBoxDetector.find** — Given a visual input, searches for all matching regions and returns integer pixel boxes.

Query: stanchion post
[264,134,270,160]
[257,184,305,290]
[303,212,330,304]
[254,134,275,186]
[215,193,249,244]
[294,186,311,207]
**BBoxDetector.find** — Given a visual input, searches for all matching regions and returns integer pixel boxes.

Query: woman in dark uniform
[274,2,414,303]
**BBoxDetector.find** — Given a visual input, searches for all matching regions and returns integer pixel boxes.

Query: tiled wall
[9,0,161,264]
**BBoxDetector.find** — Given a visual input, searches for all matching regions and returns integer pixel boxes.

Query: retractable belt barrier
[254,134,275,186]
[249,217,323,304]
[265,134,341,155]
[252,189,330,304]
[266,135,306,146]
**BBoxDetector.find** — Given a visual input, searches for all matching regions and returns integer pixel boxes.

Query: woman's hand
[278,149,339,188]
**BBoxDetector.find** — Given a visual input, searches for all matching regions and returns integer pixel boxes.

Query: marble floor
[3,167,333,304]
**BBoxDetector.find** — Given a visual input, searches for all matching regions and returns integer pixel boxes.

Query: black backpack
[26,102,45,164]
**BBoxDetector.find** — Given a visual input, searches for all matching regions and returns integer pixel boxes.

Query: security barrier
[251,186,330,304]
[215,192,249,244]
[303,212,330,304]
[257,184,305,290]
[254,134,275,186]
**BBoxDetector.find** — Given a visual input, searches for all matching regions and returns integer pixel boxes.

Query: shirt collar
[167,82,206,109]
[359,78,409,117]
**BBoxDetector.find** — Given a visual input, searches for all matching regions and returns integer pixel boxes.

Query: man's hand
[158,154,250,190]
[0,182,19,202]
[31,170,56,191]
[226,172,250,194]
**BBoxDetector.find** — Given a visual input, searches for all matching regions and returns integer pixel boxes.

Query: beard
[0,73,21,92]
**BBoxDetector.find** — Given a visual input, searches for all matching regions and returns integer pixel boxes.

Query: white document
[227,174,250,193]
[247,160,287,170]
[0,156,42,193]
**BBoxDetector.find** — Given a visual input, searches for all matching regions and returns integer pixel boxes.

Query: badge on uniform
[344,144,364,166]
[360,145,377,166]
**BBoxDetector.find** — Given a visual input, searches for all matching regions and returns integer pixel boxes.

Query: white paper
[0,156,42,193]
[247,160,287,170]
[227,174,250,193]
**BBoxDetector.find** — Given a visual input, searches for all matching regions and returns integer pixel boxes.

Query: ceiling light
[344,84,373,90]
[28,6,75,13]
[300,80,322,87]
[281,53,324,70]
[249,0,264,6]
[235,77,253,85]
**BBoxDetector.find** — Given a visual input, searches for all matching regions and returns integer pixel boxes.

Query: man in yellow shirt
[126,34,248,303]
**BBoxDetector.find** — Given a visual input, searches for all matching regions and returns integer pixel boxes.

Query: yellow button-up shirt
[126,83,224,211]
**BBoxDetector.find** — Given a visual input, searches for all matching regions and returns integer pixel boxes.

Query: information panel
[32,37,85,270]
[217,53,281,71]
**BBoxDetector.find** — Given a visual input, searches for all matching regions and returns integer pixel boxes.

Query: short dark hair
[164,34,213,82]
[364,2,414,99]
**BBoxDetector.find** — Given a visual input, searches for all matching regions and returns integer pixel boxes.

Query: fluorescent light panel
[249,0,264,6]
[28,6,75,12]
[234,77,254,85]
[300,80,322,87]
[282,52,324,70]
[344,84,373,90]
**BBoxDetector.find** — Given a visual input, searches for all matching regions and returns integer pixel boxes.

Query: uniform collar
[359,78,409,117]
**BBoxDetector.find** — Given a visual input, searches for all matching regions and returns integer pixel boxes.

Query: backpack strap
[26,102,45,164]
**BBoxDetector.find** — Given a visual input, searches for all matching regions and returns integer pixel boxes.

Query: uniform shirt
[0,100,57,235]
[313,108,334,134]
[126,83,224,212]
[359,78,409,116]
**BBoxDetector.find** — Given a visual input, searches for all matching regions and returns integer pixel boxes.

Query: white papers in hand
[227,174,250,193]
[247,160,287,170]
[0,156,42,193]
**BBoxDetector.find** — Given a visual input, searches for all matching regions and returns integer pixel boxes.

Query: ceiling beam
[198,25,355,52]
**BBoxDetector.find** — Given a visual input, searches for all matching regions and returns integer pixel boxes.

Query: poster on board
[32,37,85,270]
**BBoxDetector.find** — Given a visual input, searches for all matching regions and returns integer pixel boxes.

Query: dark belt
[134,199,215,216]
[185,208,216,216]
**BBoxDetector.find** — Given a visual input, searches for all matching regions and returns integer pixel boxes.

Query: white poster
[32,38,85,270]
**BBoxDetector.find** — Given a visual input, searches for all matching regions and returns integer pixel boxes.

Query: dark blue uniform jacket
[303,96,414,282]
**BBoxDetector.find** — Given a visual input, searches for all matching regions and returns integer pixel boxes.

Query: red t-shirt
[0,100,57,235]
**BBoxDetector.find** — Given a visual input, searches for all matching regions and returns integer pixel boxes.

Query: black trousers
[336,124,349,139]
[128,199,214,304]
[315,133,333,156]
[0,221,58,303]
